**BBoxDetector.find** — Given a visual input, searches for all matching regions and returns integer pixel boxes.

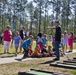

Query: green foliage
[70,70,76,75]
[0,0,76,35]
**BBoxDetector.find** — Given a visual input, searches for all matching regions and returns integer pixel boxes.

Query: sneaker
[15,53,17,57]
[61,53,64,57]
[53,58,60,61]
[22,56,26,59]
[7,52,10,54]
[4,52,6,54]
[63,52,66,55]
[68,50,72,52]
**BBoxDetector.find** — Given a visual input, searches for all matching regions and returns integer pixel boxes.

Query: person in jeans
[21,35,33,59]
[47,21,61,60]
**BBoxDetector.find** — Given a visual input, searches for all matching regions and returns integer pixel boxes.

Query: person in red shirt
[3,25,12,54]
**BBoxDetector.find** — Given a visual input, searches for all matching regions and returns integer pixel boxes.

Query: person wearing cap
[3,25,12,54]
[47,21,61,60]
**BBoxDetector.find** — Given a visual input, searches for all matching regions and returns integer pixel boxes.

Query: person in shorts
[3,25,12,54]
[13,31,21,56]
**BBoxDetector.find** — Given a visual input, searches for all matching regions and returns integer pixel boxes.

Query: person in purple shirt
[13,31,21,56]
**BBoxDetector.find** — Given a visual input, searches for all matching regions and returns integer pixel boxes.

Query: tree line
[0,0,76,37]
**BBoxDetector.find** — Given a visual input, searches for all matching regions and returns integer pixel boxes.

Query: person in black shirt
[20,26,26,53]
[47,21,61,60]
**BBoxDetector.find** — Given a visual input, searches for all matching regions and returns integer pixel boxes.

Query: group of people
[52,31,74,54]
[1,25,56,59]
[48,21,74,61]
[2,26,26,55]
[61,31,74,53]
[1,20,75,61]
[21,32,56,59]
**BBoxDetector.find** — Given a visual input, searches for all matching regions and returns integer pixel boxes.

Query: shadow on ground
[40,59,56,64]
[0,54,15,58]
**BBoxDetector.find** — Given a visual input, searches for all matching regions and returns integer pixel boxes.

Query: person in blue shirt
[22,35,34,59]
[13,31,21,56]
[42,34,48,47]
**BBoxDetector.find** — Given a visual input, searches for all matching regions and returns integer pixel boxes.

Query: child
[68,32,74,52]
[32,45,42,57]
[36,33,43,50]
[42,34,48,46]
[63,31,68,52]
[13,31,21,56]
[60,34,65,56]
[21,35,33,59]
[41,45,50,57]
[48,46,52,53]
[51,36,55,47]
[48,46,55,56]
[27,45,33,57]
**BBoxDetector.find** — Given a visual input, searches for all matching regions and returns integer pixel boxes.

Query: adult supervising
[47,21,61,60]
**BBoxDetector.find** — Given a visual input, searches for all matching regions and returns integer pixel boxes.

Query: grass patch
[11,74,18,75]
[70,70,76,75]
[0,41,76,53]
[0,56,76,75]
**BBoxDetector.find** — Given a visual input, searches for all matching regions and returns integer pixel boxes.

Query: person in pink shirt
[3,25,12,54]
[68,32,74,52]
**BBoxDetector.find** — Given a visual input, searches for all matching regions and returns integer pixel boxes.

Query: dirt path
[0,49,76,64]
